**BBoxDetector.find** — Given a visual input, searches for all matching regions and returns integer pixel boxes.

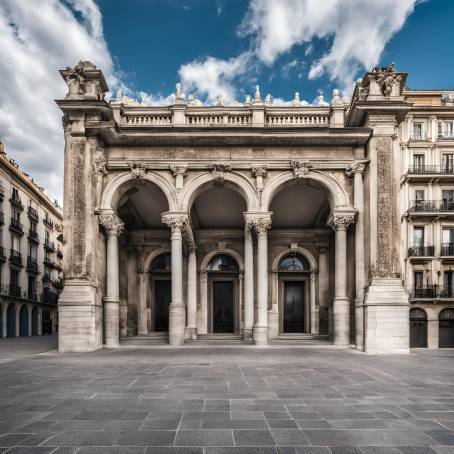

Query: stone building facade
[57,61,454,353]
[0,142,63,338]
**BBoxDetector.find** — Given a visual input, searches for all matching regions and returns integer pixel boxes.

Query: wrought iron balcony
[8,284,22,298]
[439,287,454,298]
[27,290,38,301]
[28,230,39,243]
[441,243,454,256]
[408,165,454,175]
[409,200,454,213]
[9,249,22,267]
[409,286,437,299]
[9,194,23,210]
[43,216,54,229]
[41,289,58,305]
[27,206,38,221]
[9,217,23,234]
[410,133,427,141]
[26,256,39,273]
[53,278,64,289]
[408,244,434,257]
[43,257,55,268]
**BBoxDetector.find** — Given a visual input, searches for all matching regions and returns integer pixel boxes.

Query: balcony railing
[9,249,22,267]
[408,165,454,175]
[28,230,39,243]
[9,217,23,234]
[27,206,38,221]
[441,243,454,256]
[409,200,454,213]
[440,287,454,298]
[410,133,427,141]
[53,278,64,289]
[44,240,55,252]
[9,195,23,209]
[43,257,55,268]
[8,284,22,298]
[409,286,437,299]
[439,134,454,140]
[26,256,39,273]
[408,244,435,257]
[41,289,58,305]
[43,217,54,229]
[27,290,38,301]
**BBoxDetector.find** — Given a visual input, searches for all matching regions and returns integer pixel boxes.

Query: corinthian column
[251,213,272,346]
[328,210,355,346]
[186,244,197,340]
[243,214,255,341]
[99,212,124,348]
[162,213,186,346]
[347,161,367,351]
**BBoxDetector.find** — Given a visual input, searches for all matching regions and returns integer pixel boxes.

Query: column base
[267,310,279,339]
[243,328,253,341]
[104,298,120,348]
[185,326,197,340]
[169,303,186,346]
[333,297,350,346]
[364,278,409,354]
[58,280,102,352]
[253,325,268,346]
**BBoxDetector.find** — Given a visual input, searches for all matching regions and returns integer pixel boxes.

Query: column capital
[251,166,267,178]
[252,214,272,235]
[99,212,124,237]
[346,160,368,177]
[161,212,187,234]
[170,164,187,177]
[328,209,356,231]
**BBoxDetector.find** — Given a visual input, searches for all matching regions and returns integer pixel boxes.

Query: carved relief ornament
[251,166,267,178]
[170,165,187,177]
[93,156,108,176]
[291,160,312,179]
[128,162,148,181]
[371,63,402,98]
[210,163,232,184]
[99,213,124,237]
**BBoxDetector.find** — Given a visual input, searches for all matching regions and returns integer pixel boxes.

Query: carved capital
[99,213,124,237]
[328,212,355,231]
[251,215,272,235]
[128,161,148,181]
[244,213,255,231]
[251,166,267,178]
[170,165,187,177]
[210,163,232,184]
[161,213,187,234]
[93,157,108,176]
[200,271,208,280]
[346,160,367,177]
[291,160,312,179]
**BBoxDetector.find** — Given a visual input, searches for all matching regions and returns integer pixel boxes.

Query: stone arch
[261,170,350,212]
[100,171,178,212]
[6,303,16,337]
[271,247,317,273]
[181,171,258,213]
[200,248,245,273]
[143,248,172,273]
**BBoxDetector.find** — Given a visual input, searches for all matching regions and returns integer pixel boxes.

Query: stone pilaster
[243,213,255,341]
[186,244,197,340]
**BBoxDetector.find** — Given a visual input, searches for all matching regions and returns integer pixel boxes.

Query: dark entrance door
[409,309,427,348]
[155,280,171,332]
[42,310,52,335]
[213,281,234,333]
[284,282,305,332]
[439,309,454,348]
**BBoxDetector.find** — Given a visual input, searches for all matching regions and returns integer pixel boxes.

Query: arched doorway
[207,254,240,333]
[277,253,311,333]
[149,253,172,332]
[7,304,16,337]
[439,308,454,348]
[409,308,427,348]
[19,305,29,337]
[31,306,38,336]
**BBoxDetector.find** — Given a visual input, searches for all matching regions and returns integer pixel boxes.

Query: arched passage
[19,305,29,337]
[410,308,427,348]
[7,304,16,337]
[149,252,172,332]
[31,306,38,336]
[439,308,454,348]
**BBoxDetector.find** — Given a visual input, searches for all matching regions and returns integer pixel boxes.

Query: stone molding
[170,165,187,177]
[99,212,124,237]
[291,160,313,179]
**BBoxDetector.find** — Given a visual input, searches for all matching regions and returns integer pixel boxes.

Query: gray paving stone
[233,430,276,446]
[116,430,176,446]
[42,431,120,447]
[175,430,234,446]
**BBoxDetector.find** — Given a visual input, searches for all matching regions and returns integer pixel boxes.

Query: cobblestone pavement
[1,340,454,453]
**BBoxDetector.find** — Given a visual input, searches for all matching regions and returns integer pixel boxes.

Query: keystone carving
[99,213,124,237]
[291,160,312,179]
[372,63,402,98]
[128,162,148,181]
[210,163,231,184]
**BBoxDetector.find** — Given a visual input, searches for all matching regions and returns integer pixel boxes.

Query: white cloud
[240,0,419,90]
[0,0,121,202]
[178,52,252,103]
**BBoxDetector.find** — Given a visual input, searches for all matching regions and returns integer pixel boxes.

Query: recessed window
[413,122,424,140]
[207,254,239,272]
[278,253,310,272]
[150,253,171,272]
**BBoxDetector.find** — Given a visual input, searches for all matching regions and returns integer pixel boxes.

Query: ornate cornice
[99,212,124,237]
[291,160,312,179]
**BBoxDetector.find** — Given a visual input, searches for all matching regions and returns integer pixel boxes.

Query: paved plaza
[1,340,454,453]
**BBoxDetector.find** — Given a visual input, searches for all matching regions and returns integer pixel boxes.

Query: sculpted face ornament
[291,160,312,179]
[210,163,232,184]
[128,162,148,181]
[372,63,402,98]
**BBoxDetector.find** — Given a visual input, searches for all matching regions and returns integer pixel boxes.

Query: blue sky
[0,0,453,200]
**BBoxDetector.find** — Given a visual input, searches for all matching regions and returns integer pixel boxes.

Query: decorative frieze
[210,163,232,184]
[291,160,312,179]
[99,213,124,237]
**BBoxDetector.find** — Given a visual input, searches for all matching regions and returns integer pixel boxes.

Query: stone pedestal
[364,278,409,353]
[58,281,102,352]
[252,325,268,346]
[268,310,279,339]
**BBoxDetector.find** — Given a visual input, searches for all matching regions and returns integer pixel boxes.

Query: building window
[11,235,20,253]
[444,271,454,296]
[412,122,424,140]
[413,154,425,171]
[442,121,454,138]
[414,271,424,289]
[413,227,424,246]
[10,269,19,288]
[442,154,454,173]
[28,243,37,260]
[28,275,37,300]
[30,220,37,233]
[442,190,454,210]
[11,187,20,202]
